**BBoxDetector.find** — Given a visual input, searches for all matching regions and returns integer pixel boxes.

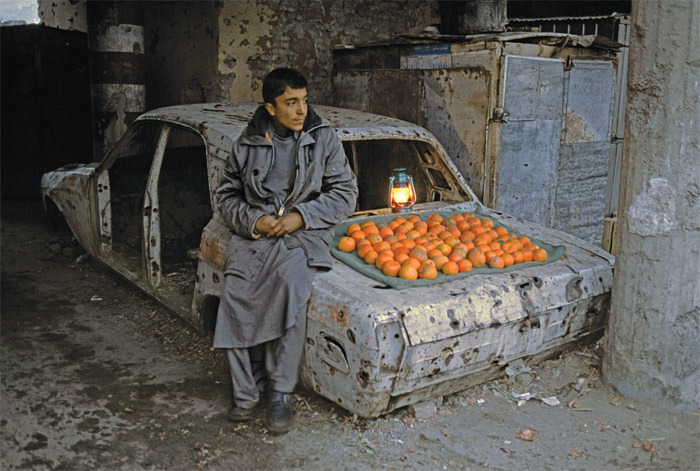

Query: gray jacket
[216,104,358,276]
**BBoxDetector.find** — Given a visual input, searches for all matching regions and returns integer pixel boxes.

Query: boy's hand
[255,215,278,235]
[266,212,304,237]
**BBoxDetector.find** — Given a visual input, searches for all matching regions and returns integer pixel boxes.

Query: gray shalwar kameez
[213,105,357,409]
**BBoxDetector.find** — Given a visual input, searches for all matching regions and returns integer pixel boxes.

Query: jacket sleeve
[215,143,266,239]
[295,130,358,230]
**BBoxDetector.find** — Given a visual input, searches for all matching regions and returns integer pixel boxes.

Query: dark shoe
[227,400,261,422]
[265,391,295,434]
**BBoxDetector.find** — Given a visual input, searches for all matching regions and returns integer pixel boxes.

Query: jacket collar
[244,103,324,141]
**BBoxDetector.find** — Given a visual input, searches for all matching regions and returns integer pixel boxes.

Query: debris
[615,446,626,452]
[610,396,624,405]
[76,253,90,264]
[517,392,537,407]
[642,444,655,452]
[516,428,537,441]
[90,295,103,302]
[500,447,514,454]
[124,407,134,413]
[540,396,560,406]
[488,384,518,402]
[408,401,437,419]
[48,243,62,255]
[568,450,583,458]
[505,359,532,378]
[476,399,486,405]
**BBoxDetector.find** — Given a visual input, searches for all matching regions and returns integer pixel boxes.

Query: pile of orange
[336,212,548,281]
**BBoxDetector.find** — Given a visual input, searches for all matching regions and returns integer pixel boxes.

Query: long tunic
[213,104,357,350]
[213,130,317,348]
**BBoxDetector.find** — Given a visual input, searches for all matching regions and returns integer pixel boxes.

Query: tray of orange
[331,210,565,289]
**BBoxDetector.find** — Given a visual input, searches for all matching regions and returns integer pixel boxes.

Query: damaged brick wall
[40,0,439,108]
[218,0,440,105]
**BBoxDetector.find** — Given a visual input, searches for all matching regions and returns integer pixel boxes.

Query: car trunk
[301,201,613,418]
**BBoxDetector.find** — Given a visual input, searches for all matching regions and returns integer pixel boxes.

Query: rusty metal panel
[562,61,615,144]
[495,55,564,227]
[332,71,372,112]
[423,68,491,200]
[555,141,610,244]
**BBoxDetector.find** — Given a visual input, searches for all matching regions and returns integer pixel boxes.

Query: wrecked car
[41,102,614,418]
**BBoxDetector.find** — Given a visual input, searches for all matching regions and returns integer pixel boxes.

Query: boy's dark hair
[262,68,308,105]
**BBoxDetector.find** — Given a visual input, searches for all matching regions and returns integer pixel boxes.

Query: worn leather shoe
[265,391,295,434]
[227,400,261,422]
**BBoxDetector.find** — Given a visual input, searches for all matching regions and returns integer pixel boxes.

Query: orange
[418,263,438,280]
[484,250,497,264]
[383,234,399,243]
[436,243,452,256]
[489,241,501,251]
[437,230,452,241]
[389,220,400,231]
[522,250,534,263]
[427,248,443,259]
[452,214,465,222]
[375,252,394,270]
[488,256,505,269]
[382,260,401,277]
[486,230,499,242]
[472,226,488,236]
[403,257,422,270]
[457,221,470,233]
[480,218,494,229]
[363,250,378,265]
[360,220,376,229]
[364,225,379,236]
[357,243,373,258]
[474,233,492,246]
[346,223,361,236]
[442,261,459,275]
[408,214,421,223]
[512,250,525,264]
[393,246,409,256]
[517,236,531,246]
[428,213,443,222]
[467,248,486,268]
[401,239,416,250]
[373,241,391,253]
[366,233,382,245]
[357,238,371,248]
[448,252,464,263]
[461,212,474,220]
[524,243,539,252]
[532,248,548,262]
[337,236,356,253]
[414,222,428,236]
[395,233,407,241]
[501,242,517,254]
[350,230,367,242]
[393,215,407,224]
[446,225,461,238]
[431,254,450,270]
[409,246,429,262]
[459,231,476,242]
[457,259,472,273]
[390,241,404,252]
[378,226,394,238]
[502,253,515,267]
[399,263,418,280]
[467,217,481,228]
[406,229,421,240]
[494,226,509,237]
[394,253,410,265]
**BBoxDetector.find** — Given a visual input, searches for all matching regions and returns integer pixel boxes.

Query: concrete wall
[603,0,700,410]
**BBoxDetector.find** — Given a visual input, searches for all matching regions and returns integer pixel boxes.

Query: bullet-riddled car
[41,102,614,418]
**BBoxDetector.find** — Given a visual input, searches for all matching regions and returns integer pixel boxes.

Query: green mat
[331,210,566,290]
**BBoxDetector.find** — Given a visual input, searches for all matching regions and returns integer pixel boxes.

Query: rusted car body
[41,102,614,417]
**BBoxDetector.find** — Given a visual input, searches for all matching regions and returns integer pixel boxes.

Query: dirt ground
[1,199,699,471]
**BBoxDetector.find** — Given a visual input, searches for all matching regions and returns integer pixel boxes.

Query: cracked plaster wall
[603,0,700,410]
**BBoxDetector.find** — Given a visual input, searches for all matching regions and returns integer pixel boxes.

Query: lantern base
[391,206,413,213]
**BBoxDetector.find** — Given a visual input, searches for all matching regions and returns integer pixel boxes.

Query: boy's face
[265,86,308,134]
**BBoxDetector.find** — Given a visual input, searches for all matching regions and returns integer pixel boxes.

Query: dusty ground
[1,199,699,471]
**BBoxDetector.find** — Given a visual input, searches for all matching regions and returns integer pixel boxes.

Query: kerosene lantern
[388,168,416,212]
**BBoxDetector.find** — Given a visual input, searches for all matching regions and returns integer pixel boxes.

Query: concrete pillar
[602,0,700,410]
[86,1,145,161]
